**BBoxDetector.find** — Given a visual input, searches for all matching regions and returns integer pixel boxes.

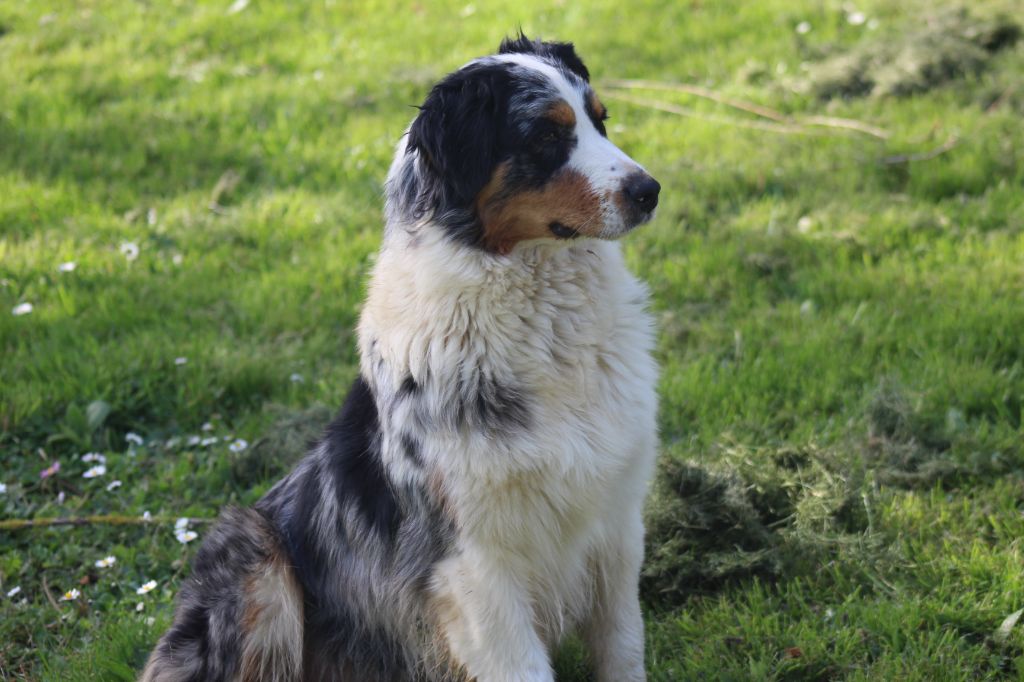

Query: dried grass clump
[807,8,1020,99]
[641,459,784,605]
[641,441,869,607]
[640,380,978,607]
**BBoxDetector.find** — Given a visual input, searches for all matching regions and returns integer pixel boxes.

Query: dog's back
[143,378,455,682]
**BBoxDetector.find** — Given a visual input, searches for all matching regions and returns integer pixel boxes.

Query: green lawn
[2,0,1023,679]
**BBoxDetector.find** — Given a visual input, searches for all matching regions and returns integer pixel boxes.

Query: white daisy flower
[172,253,184,266]
[201,422,214,432]
[58,261,77,273]
[142,511,152,522]
[796,21,811,34]
[186,435,201,446]
[175,517,190,531]
[228,439,248,453]
[136,602,145,612]
[95,556,117,569]
[12,303,33,316]
[61,588,81,601]
[120,241,140,261]
[847,11,866,25]
[200,437,217,447]
[83,465,107,479]
[106,480,122,491]
[125,432,144,446]
[174,356,188,366]
[175,530,198,544]
[136,580,157,595]
[7,586,21,598]
[82,452,106,464]
[0,483,7,494]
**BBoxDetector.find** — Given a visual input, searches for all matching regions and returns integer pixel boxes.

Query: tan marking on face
[476,162,602,255]
[610,185,632,218]
[546,99,576,127]
[589,92,606,121]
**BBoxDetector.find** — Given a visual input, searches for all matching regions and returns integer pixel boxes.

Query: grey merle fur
[144,376,456,681]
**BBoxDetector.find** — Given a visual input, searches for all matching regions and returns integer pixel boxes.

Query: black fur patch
[322,377,400,538]
[398,374,421,398]
[400,432,423,467]
[471,375,531,432]
[499,32,591,83]
[406,60,516,247]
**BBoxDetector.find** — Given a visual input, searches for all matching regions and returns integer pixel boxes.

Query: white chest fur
[358,230,658,666]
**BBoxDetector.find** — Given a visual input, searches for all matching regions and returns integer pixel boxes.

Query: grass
[1,0,1023,679]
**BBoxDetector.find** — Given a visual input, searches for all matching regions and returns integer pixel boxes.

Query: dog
[142,33,660,682]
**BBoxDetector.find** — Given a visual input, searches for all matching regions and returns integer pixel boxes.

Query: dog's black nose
[624,174,661,211]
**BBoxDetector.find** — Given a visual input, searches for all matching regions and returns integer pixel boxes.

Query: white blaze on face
[493,53,648,236]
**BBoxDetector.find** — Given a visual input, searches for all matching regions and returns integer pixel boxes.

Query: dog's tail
[140,507,304,682]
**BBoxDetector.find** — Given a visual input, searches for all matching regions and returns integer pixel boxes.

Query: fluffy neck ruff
[356,224,647,445]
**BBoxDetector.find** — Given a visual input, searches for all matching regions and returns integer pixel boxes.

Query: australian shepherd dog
[142,34,660,682]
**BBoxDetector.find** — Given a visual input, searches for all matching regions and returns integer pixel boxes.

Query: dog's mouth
[548,209,656,241]
[548,221,581,239]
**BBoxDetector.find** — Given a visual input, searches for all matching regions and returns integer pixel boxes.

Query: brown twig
[879,136,959,164]
[601,78,890,139]
[602,91,817,135]
[0,515,214,531]
[799,115,890,140]
[985,85,1016,113]
[603,78,790,121]
[40,575,63,613]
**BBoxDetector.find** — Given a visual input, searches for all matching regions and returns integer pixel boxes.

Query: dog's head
[386,34,660,255]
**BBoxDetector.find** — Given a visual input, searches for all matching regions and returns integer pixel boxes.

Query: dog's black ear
[499,31,590,83]
[405,62,512,243]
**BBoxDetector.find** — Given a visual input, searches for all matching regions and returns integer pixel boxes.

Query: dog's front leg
[584,510,647,682]
[434,547,554,682]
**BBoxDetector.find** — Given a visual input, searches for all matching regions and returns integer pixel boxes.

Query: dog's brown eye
[540,131,558,144]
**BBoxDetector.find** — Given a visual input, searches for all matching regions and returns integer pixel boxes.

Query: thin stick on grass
[879,136,959,164]
[602,79,891,139]
[40,575,63,613]
[602,91,818,135]
[0,515,214,531]
[800,115,891,140]
[603,77,791,122]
